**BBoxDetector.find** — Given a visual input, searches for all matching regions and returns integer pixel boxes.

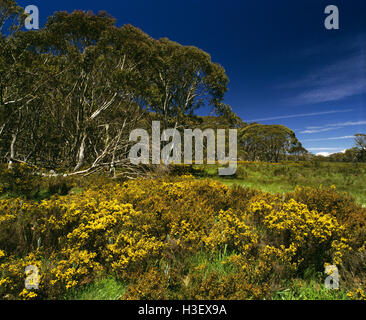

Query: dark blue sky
[18,0,366,155]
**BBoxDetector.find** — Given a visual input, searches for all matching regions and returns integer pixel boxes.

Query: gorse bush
[285,186,366,249]
[246,196,350,273]
[0,164,76,200]
[0,164,40,198]
[0,175,365,299]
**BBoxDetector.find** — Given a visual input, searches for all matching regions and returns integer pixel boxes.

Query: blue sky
[17,0,366,155]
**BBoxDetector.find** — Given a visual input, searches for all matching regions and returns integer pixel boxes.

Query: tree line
[314,134,366,163]
[1,1,362,177]
[1,2,233,175]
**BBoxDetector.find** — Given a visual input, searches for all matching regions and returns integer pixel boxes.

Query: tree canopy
[0,4,231,175]
[238,124,306,162]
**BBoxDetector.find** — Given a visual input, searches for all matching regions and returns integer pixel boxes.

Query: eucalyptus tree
[239,124,305,162]
[0,0,46,168]
[355,134,366,151]
[355,134,366,162]
[0,4,232,175]
[148,38,229,130]
[0,0,25,36]
[30,11,156,173]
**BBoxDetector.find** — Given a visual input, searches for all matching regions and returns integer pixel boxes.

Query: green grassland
[195,161,366,206]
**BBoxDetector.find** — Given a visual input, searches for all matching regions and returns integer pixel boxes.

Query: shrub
[122,268,169,300]
[285,186,366,249]
[247,197,351,273]
[0,164,41,198]
[46,176,75,196]
[0,175,364,299]
[179,269,267,300]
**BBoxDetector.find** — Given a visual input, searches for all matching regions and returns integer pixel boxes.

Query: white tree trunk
[8,133,17,169]
[74,133,87,172]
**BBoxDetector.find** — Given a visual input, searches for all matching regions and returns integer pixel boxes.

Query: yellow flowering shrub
[39,190,168,279]
[285,186,366,249]
[0,174,364,299]
[0,198,39,256]
[48,249,102,293]
[122,267,169,300]
[347,288,366,300]
[203,208,258,254]
[0,163,37,197]
[0,252,42,300]
[115,177,231,253]
[246,197,351,273]
[176,269,267,300]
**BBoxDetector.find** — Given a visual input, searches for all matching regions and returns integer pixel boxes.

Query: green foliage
[0,164,76,200]
[0,163,39,198]
[0,6,230,174]
[285,185,366,249]
[1,174,365,300]
[61,276,126,300]
[273,280,350,300]
[238,124,306,162]
[200,161,366,205]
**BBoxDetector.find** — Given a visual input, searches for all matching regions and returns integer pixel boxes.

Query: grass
[188,245,236,276]
[195,161,366,205]
[70,187,84,195]
[272,279,350,300]
[65,249,350,300]
[61,276,126,300]
[63,249,235,300]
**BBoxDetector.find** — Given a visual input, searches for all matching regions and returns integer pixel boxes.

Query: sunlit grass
[61,277,126,300]
[195,161,366,205]
[272,279,350,300]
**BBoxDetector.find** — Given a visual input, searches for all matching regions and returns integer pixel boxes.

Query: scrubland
[0,162,365,300]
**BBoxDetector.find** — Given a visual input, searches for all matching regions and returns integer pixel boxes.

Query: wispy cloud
[300,127,341,134]
[290,82,365,105]
[292,35,364,61]
[247,109,353,122]
[300,121,366,134]
[301,136,355,142]
[281,50,366,106]
[308,148,342,151]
